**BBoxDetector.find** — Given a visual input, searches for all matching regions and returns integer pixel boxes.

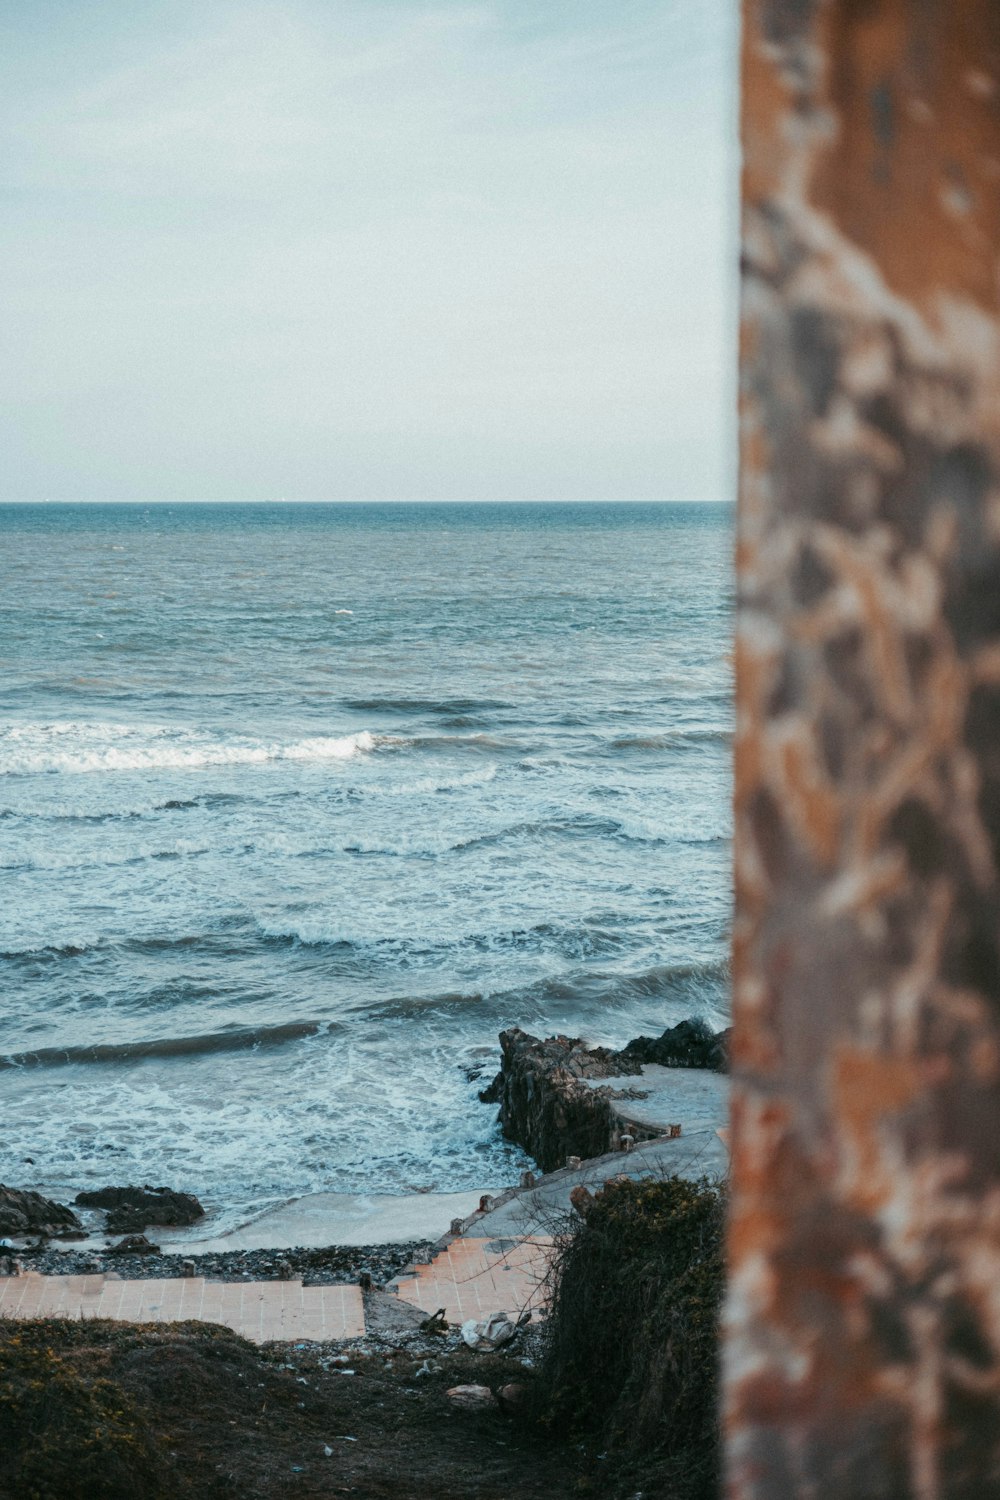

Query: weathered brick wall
[727,3,1000,1495]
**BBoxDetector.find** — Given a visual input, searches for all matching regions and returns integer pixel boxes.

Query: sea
[0,501,732,1231]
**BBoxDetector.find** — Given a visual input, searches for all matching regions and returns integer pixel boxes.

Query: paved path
[0,1237,553,1343]
[0,1272,364,1344]
[582,1063,729,1137]
[466,1127,728,1241]
[154,1188,487,1255]
[390,1236,553,1325]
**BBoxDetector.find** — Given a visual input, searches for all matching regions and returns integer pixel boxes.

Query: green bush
[0,1324,172,1500]
[538,1175,725,1499]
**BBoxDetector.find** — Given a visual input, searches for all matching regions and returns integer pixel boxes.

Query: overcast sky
[1,1,738,503]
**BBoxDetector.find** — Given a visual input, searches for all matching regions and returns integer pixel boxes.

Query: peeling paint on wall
[727,2,1000,1495]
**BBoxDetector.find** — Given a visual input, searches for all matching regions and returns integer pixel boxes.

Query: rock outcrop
[620,1016,730,1072]
[0,1185,84,1240]
[74,1185,204,1233]
[479,1029,659,1173]
[480,1018,729,1174]
[107,1233,160,1255]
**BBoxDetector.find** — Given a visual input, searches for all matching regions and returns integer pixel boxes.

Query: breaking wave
[0,722,376,776]
[0,1020,325,1069]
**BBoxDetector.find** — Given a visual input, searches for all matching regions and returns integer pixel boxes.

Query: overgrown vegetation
[537,1175,726,1500]
[0,1322,172,1500]
[0,1316,595,1499]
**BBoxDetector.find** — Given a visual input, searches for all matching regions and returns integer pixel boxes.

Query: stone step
[390,1235,554,1325]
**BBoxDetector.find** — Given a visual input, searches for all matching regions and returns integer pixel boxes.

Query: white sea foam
[2,501,734,1222]
[0,722,377,776]
[0,838,213,874]
[0,1030,529,1232]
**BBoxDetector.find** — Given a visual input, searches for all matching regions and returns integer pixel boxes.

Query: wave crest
[0,722,376,776]
[0,1020,324,1069]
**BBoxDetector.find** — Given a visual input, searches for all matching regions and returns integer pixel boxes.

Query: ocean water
[0,502,732,1229]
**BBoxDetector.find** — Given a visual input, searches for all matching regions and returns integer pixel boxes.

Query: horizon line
[1,496,735,506]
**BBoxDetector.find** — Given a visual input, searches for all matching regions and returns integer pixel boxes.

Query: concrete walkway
[464,1128,728,1241]
[151,1189,488,1255]
[0,1271,365,1343]
[582,1063,729,1138]
[391,1236,553,1325]
[0,1241,550,1343]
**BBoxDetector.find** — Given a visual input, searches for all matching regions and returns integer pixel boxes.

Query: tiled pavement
[0,1235,555,1342]
[0,1272,365,1344]
[390,1236,554,1324]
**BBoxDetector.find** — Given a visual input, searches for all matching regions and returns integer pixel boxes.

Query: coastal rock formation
[480,1019,729,1174]
[74,1185,204,1234]
[0,1186,83,1240]
[620,1017,730,1072]
[480,1029,659,1173]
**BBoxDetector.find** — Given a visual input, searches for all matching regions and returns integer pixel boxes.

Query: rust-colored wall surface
[728,2,1000,1495]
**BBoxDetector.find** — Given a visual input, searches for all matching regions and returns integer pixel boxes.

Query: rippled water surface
[0,502,732,1224]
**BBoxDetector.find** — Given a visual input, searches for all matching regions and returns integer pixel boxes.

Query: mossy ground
[0,1317,596,1500]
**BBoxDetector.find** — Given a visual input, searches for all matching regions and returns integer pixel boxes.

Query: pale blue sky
[1,1,739,502]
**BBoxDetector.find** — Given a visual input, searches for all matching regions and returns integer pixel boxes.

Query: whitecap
[0,722,377,776]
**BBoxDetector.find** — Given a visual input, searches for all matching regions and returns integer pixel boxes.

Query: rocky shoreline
[16,1240,433,1287]
[2,1016,729,1279]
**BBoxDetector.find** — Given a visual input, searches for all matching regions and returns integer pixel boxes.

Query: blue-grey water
[0,502,732,1229]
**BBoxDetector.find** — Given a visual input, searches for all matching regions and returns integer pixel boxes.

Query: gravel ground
[13,1240,434,1286]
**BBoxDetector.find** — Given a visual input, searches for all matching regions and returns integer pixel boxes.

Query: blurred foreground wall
[727,3,1000,1495]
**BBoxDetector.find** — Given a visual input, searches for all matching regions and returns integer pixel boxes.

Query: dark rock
[74,1184,204,1233]
[478,1071,503,1104]
[620,1018,730,1072]
[0,1185,84,1240]
[498,1381,527,1411]
[486,1029,652,1173]
[108,1234,160,1255]
[483,1020,728,1173]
